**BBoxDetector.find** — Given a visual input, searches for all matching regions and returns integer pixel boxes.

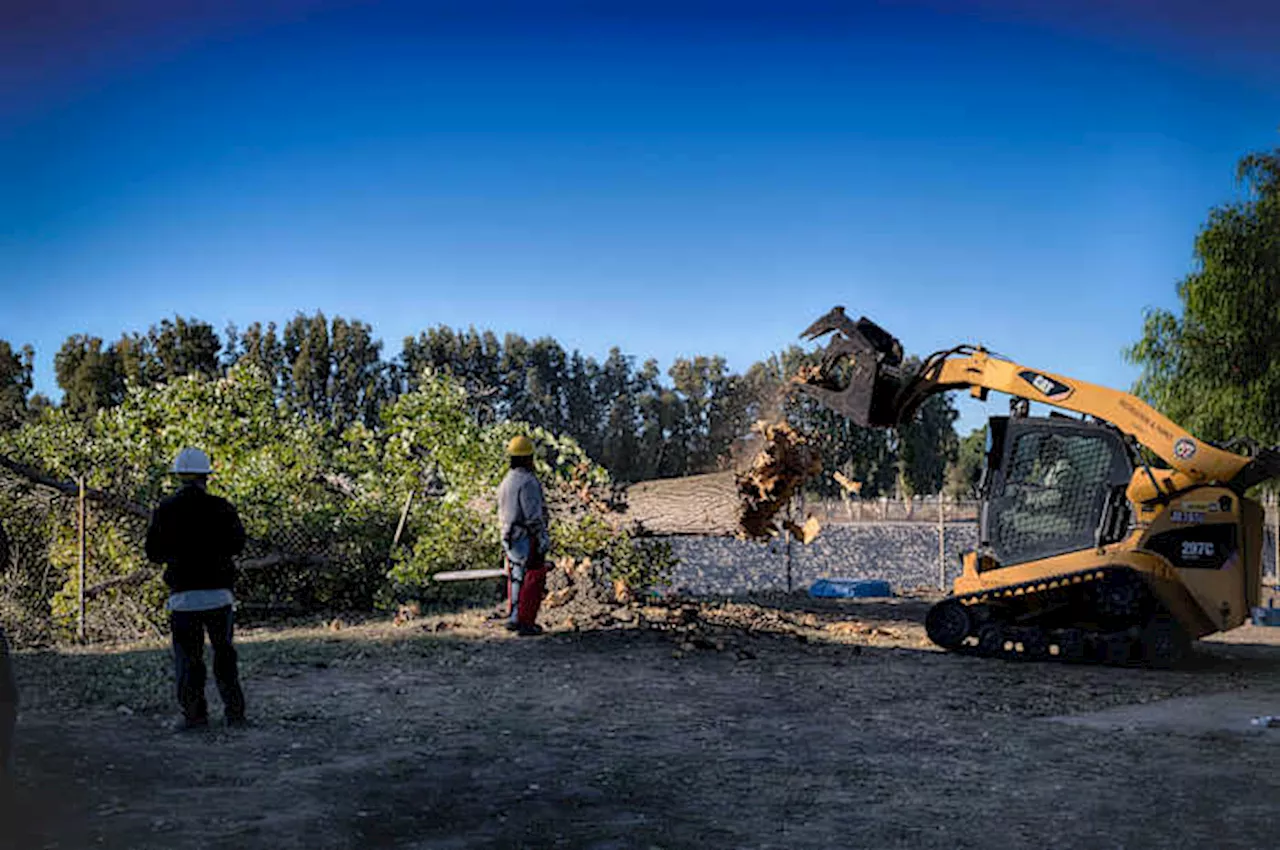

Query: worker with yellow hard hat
[497,435,552,635]
[506,435,534,458]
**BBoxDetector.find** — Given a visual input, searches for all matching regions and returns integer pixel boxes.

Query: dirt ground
[5,593,1280,850]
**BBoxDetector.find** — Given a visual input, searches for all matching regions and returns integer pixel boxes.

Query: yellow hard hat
[506,435,534,457]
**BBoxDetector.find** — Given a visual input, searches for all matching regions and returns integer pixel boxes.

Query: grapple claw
[800,306,904,366]
[800,305,857,341]
[790,306,910,427]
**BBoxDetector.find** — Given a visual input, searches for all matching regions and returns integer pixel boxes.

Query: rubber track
[927,566,1184,667]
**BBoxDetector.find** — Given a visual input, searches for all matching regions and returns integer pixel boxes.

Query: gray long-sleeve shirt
[497,467,550,567]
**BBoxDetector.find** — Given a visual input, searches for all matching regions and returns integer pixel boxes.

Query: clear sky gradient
[3,0,1279,435]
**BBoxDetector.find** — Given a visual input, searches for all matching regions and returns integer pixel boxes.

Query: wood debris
[602,419,824,541]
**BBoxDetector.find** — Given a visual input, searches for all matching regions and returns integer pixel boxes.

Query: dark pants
[170,606,245,723]
[0,624,16,774]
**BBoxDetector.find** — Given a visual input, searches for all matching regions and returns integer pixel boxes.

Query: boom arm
[916,351,1248,482]
[793,306,1280,496]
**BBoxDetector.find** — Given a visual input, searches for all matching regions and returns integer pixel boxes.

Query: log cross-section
[612,471,743,537]
[601,421,823,540]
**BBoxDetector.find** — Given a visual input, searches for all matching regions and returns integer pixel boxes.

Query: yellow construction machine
[793,307,1280,666]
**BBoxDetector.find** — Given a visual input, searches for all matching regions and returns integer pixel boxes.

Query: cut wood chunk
[611,470,742,537]
[783,515,823,545]
[432,568,507,582]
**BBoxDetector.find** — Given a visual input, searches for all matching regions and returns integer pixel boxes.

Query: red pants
[506,538,548,627]
[512,566,548,626]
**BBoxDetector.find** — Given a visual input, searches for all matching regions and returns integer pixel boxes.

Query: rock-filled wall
[664,522,1280,597]
[664,522,979,596]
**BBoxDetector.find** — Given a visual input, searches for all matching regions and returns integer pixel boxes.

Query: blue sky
[2,0,1279,436]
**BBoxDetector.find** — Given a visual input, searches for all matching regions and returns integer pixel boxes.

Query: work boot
[225,714,249,730]
[515,623,544,637]
[170,716,209,734]
[503,621,520,632]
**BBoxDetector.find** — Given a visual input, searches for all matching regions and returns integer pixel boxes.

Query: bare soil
[5,594,1280,850]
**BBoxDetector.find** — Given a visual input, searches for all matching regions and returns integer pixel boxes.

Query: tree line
[1,315,965,497]
[8,139,1274,501]
[0,141,1274,644]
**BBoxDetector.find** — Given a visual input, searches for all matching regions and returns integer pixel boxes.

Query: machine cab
[977,416,1135,570]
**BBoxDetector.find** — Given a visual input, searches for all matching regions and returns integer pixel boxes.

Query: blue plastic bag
[808,578,893,599]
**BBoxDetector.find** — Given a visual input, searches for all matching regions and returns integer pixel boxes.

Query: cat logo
[1174,438,1198,461]
[1017,370,1072,402]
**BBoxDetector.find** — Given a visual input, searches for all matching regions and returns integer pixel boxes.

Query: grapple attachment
[791,306,911,427]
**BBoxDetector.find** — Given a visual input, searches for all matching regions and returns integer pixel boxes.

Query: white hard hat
[171,447,213,475]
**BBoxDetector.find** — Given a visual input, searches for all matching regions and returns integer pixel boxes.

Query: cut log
[432,568,506,582]
[603,421,823,541]
[610,470,742,537]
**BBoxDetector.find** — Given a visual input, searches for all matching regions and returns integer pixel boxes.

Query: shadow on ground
[6,599,1280,850]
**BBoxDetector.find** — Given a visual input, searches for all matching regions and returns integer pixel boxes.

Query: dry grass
[6,598,1280,850]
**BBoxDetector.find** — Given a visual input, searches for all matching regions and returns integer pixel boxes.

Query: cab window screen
[988,430,1120,567]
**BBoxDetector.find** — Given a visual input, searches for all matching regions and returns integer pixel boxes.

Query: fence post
[784,497,794,593]
[1272,491,1279,598]
[387,486,416,571]
[938,493,946,591]
[77,475,86,643]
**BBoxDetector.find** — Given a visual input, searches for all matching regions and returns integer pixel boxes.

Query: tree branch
[83,551,331,600]
[1,451,332,599]
[0,454,150,520]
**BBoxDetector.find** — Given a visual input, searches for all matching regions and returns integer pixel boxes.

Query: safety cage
[978,416,1135,569]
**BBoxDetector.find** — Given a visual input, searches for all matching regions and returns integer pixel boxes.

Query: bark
[608,471,743,536]
[603,421,823,540]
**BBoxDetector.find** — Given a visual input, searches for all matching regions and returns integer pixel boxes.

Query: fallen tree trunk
[604,421,823,540]
[608,471,742,536]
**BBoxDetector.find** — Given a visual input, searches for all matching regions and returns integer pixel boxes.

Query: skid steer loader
[793,307,1280,666]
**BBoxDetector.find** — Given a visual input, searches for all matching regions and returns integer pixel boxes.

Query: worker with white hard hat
[145,447,248,732]
[497,435,552,636]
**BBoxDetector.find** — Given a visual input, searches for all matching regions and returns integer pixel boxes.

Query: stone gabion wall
[664,522,1280,598]
[664,522,980,596]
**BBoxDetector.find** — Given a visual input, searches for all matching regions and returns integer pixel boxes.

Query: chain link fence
[668,495,1280,599]
[6,468,1280,644]
[0,469,368,646]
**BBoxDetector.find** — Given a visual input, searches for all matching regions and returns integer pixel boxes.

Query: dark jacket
[145,485,246,593]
